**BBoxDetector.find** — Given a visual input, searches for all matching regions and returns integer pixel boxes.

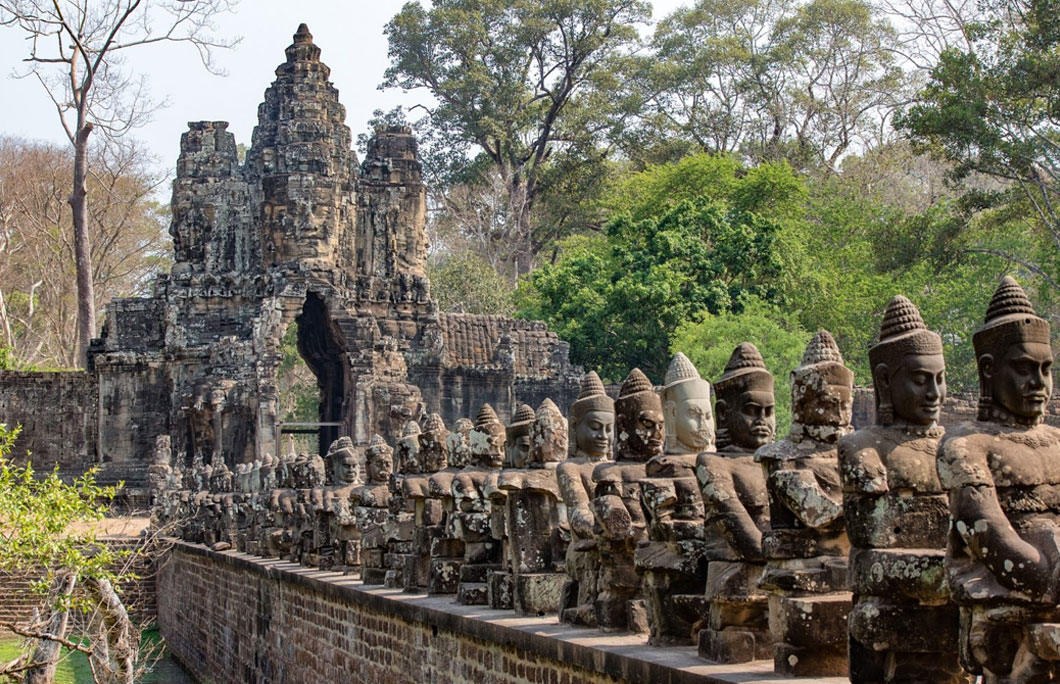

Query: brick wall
[158,544,818,684]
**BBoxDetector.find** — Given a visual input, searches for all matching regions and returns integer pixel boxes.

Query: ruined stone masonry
[0,24,580,489]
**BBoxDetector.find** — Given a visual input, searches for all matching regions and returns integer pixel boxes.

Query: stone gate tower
[86,25,580,474]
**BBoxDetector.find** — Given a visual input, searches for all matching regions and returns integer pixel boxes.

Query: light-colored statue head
[791,330,854,432]
[662,353,715,454]
[445,417,474,469]
[397,420,422,474]
[506,404,536,468]
[567,371,614,461]
[419,413,449,472]
[614,368,665,461]
[470,404,506,469]
[870,296,946,427]
[714,343,776,451]
[973,276,1053,423]
[530,398,567,465]
[326,436,360,486]
[365,435,394,484]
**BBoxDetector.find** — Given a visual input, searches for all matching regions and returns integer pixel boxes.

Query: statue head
[365,434,394,484]
[568,371,614,461]
[397,420,422,474]
[470,404,506,469]
[326,436,360,486]
[530,398,567,465]
[974,276,1053,423]
[445,417,474,469]
[614,368,665,461]
[153,435,171,466]
[419,413,449,472]
[662,353,715,454]
[714,343,776,450]
[506,404,536,468]
[791,330,854,431]
[869,296,946,427]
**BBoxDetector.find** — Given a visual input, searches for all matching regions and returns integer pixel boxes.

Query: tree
[516,155,795,380]
[427,252,515,315]
[0,137,169,369]
[382,0,650,278]
[642,0,904,171]
[896,0,1060,295]
[0,424,154,684]
[0,0,238,365]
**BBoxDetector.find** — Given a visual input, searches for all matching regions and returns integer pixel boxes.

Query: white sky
[0,0,688,178]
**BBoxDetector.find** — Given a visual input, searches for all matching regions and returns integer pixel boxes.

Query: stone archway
[294,292,347,457]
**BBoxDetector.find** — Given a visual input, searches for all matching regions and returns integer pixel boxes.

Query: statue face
[472,424,506,468]
[888,353,946,426]
[728,390,775,449]
[334,452,359,485]
[795,380,853,427]
[421,442,447,472]
[367,451,393,483]
[531,413,567,464]
[620,408,665,459]
[988,341,1053,419]
[574,409,614,460]
[398,437,420,473]
[674,397,714,450]
[509,435,531,468]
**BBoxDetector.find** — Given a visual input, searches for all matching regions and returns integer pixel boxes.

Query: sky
[0,0,688,179]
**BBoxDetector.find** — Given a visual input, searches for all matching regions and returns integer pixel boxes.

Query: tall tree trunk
[24,573,77,684]
[70,121,96,367]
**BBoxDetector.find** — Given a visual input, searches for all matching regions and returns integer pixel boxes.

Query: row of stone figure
[152,276,1060,684]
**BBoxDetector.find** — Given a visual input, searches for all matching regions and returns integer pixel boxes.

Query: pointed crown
[507,403,536,438]
[286,23,321,62]
[715,342,774,397]
[664,352,701,388]
[569,371,614,423]
[973,276,1050,356]
[367,434,391,456]
[475,403,501,429]
[402,420,421,437]
[869,295,943,371]
[619,368,654,398]
[422,412,447,436]
[793,330,854,386]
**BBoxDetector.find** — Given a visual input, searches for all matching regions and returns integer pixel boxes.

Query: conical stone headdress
[793,330,854,387]
[507,403,536,439]
[869,296,943,371]
[615,368,659,418]
[476,403,501,429]
[973,276,1050,355]
[569,371,613,424]
[422,412,448,437]
[715,343,774,398]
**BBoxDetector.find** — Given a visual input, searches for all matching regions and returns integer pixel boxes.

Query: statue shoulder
[937,422,994,490]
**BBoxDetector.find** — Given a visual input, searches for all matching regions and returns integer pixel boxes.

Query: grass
[0,628,189,683]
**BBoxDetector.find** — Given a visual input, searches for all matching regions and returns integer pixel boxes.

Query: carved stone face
[618,407,665,460]
[673,397,714,450]
[574,409,614,460]
[420,434,448,472]
[471,423,506,469]
[397,435,421,474]
[885,353,947,426]
[986,341,1053,419]
[334,451,359,486]
[530,407,567,464]
[509,435,532,468]
[794,377,853,427]
[725,390,776,449]
[367,449,393,483]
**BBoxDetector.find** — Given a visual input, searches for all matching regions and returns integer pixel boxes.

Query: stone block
[513,573,564,616]
[487,571,513,610]
[456,582,488,606]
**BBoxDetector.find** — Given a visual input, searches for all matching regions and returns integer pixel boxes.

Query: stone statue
[591,368,658,633]
[320,437,362,573]
[661,352,715,456]
[148,435,173,504]
[384,420,422,588]
[937,277,1060,683]
[427,417,473,594]
[756,330,853,676]
[355,435,395,584]
[399,412,448,591]
[485,403,536,609]
[452,404,506,605]
[696,343,774,663]
[499,398,569,614]
[557,371,614,626]
[838,296,964,683]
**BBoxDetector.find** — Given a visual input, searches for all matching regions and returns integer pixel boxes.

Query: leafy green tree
[671,297,809,433]
[516,158,791,380]
[897,0,1060,294]
[427,252,515,315]
[382,0,650,277]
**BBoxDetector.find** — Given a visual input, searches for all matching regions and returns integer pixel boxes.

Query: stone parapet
[159,542,846,684]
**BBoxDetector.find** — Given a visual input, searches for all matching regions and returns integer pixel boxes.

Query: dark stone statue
[937,277,1060,683]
